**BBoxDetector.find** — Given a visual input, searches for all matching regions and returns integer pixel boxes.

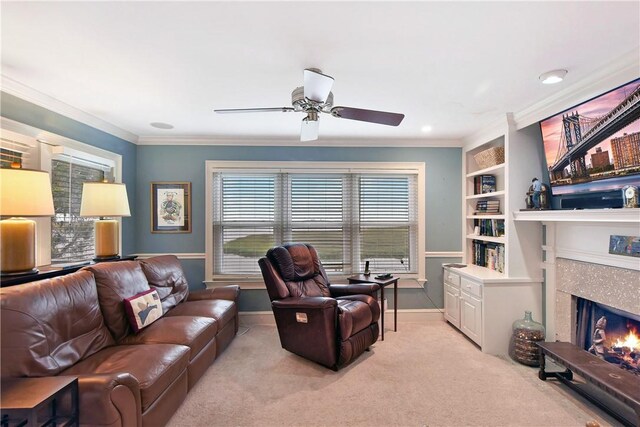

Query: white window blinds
[290,175,349,272]
[213,174,277,274]
[359,175,417,273]
[212,170,418,276]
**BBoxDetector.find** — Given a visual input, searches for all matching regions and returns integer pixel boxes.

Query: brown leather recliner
[258,243,380,370]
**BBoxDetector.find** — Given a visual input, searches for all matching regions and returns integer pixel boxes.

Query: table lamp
[0,168,55,275]
[80,181,131,260]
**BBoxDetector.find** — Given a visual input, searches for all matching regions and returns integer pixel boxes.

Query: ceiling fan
[214,68,405,141]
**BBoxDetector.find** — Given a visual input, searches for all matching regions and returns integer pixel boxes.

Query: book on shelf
[471,240,504,272]
[474,218,505,237]
[474,175,496,194]
[474,199,500,214]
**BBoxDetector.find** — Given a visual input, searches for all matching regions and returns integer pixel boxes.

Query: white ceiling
[1,1,639,143]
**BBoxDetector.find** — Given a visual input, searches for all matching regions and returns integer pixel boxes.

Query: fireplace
[576,298,640,375]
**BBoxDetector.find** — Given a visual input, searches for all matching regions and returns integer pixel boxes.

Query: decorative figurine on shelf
[588,316,607,359]
[364,260,370,276]
[531,177,542,208]
[525,178,550,210]
[622,185,639,208]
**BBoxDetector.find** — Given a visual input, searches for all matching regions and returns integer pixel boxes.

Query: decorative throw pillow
[123,289,163,333]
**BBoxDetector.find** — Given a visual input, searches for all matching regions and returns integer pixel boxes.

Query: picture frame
[151,182,191,233]
[608,235,640,258]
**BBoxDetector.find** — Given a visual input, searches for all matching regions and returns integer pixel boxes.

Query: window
[207,162,424,281]
[1,118,121,265]
[47,148,116,263]
[50,159,105,262]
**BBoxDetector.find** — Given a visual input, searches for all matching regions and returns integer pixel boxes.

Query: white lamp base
[0,217,38,276]
[95,219,120,260]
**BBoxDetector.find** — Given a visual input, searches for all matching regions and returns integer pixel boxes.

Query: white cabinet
[460,291,482,345]
[443,264,542,354]
[444,268,482,346]
[444,283,461,328]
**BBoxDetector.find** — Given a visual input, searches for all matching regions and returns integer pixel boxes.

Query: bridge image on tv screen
[540,79,640,196]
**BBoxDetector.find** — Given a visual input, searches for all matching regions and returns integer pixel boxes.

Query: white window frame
[1,117,122,266]
[205,160,426,287]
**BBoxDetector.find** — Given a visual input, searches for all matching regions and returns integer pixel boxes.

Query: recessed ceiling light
[421,125,433,133]
[150,122,174,129]
[539,69,568,85]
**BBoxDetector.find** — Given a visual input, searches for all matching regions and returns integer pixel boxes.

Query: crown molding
[136,135,464,147]
[512,49,640,130]
[463,114,509,150]
[1,75,139,144]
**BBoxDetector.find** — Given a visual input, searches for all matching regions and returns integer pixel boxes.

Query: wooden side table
[347,274,399,341]
[1,376,79,427]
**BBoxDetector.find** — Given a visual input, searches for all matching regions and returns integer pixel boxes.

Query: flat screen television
[539,78,640,209]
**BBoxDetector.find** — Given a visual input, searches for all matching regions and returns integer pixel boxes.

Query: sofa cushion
[139,255,189,312]
[83,261,150,341]
[166,300,236,330]
[62,343,189,412]
[119,316,217,361]
[124,289,163,333]
[0,270,114,377]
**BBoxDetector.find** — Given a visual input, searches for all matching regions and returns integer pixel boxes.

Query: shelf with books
[466,214,505,220]
[466,234,505,244]
[470,239,505,273]
[465,162,505,178]
[466,190,505,200]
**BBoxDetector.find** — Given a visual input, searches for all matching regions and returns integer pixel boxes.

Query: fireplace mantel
[513,208,640,223]
[516,209,640,343]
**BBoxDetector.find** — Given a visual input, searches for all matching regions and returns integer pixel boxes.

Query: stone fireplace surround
[555,258,640,343]
[513,209,640,341]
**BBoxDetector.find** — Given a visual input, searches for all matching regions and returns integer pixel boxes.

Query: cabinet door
[460,291,482,346]
[444,283,460,328]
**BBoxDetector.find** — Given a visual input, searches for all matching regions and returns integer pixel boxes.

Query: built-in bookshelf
[464,137,506,273]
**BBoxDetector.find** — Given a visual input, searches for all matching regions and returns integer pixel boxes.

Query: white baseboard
[239,309,443,326]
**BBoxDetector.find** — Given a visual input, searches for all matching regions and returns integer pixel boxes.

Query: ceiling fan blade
[331,106,405,126]
[300,117,319,142]
[214,107,295,114]
[303,69,334,103]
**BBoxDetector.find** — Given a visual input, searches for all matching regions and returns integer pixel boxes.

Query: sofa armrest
[76,373,141,427]
[188,285,240,302]
[329,284,379,298]
[272,297,337,310]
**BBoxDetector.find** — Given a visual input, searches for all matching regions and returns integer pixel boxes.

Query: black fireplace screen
[576,298,640,375]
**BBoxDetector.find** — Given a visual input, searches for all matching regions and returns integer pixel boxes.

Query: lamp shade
[0,168,55,216]
[80,182,131,217]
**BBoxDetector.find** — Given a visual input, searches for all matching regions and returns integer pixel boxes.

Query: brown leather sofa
[0,255,239,427]
[258,243,380,370]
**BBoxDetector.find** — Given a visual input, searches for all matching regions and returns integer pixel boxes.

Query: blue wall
[1,93,463,311]
[136,145,463,310]
[1,92,138,255]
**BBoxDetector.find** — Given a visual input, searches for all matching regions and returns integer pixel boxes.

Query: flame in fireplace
[613,328,640,351]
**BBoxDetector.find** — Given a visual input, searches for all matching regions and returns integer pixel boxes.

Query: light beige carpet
[168,321,617,427]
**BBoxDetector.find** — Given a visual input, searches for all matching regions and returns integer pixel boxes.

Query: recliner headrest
[266,243,320,282]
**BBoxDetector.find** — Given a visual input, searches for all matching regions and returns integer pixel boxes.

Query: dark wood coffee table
[347,274,398,341]
[1,376,79,426]
[538,341,639,427]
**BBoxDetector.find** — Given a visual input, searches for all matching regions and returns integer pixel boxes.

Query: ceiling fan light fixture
[539,69,567,85]
[300,113,319,142]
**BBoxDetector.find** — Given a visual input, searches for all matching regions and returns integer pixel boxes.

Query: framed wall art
[151,182,191,233]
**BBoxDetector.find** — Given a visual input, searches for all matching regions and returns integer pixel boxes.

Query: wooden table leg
[380,285,385,341]
[393,279,398,332]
